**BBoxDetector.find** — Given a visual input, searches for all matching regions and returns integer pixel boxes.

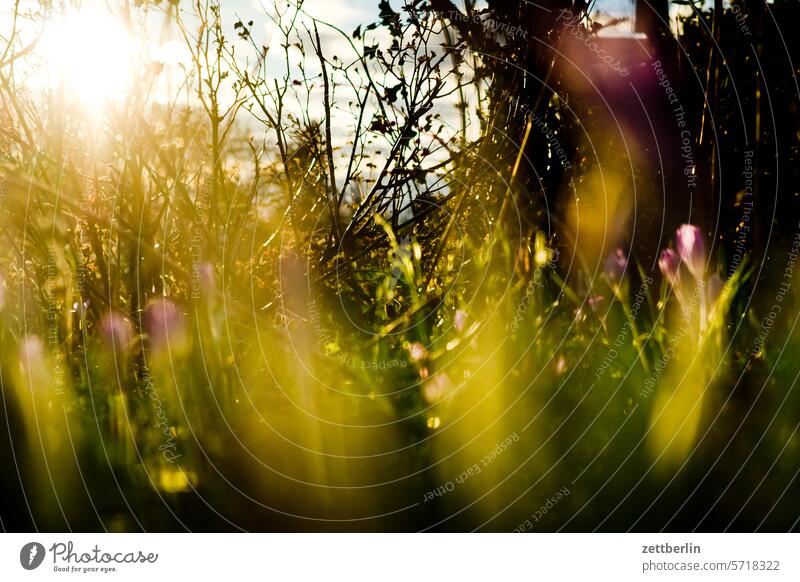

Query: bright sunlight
[37,4,136,108]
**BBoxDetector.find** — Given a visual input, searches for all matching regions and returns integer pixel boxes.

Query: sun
[38,5,136,109]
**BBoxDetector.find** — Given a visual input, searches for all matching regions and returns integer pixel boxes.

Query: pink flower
[676,224,705,280]
[423,372,453,404]
[604,248,628,285]
[143,298,186,352]
[408,342,426,362]
[454,309,467,332]
[576,296,605,321]
[658,248,681,287]
[99,310,134,351]
[588,295,605,311]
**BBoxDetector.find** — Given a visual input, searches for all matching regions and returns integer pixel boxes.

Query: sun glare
[38,6,136,109]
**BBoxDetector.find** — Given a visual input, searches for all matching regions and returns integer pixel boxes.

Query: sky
[0,0,691,182]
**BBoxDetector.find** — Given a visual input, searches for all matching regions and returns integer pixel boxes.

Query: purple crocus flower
[408,342,426,362]
[555,356,567,375]
[454,309,467,333]
[604,248,627,286]
[99,310,134,351]
[676,224,705,280]
[423,372,452,405]
[588,295,605,311]
[143,298,186,352]
[658,249,681,287]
